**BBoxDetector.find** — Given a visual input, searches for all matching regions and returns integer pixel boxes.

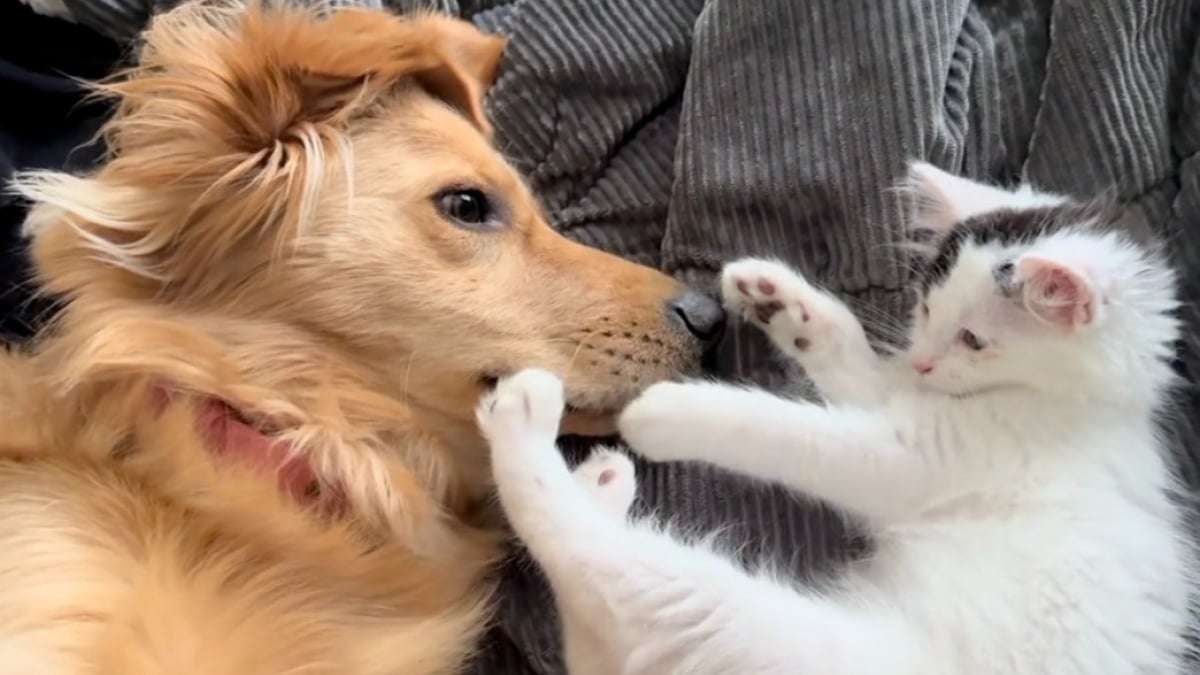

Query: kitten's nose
[912,360,935,375]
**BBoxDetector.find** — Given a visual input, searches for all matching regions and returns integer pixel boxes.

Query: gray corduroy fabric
[51,1,1200,672]
[17,0,459,40]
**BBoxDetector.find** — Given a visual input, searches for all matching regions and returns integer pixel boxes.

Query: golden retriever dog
[0,3,723,673]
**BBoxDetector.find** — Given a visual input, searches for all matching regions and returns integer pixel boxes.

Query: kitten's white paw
[721,258,836,355]
[572,448,637,518]
[618,381,697,463]
[476,368,564,452]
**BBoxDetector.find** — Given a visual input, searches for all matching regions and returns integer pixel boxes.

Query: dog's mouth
[478,373,620,436]
[478,373,615,414]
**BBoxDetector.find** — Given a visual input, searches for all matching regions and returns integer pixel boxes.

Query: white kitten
[477,163,1197,675]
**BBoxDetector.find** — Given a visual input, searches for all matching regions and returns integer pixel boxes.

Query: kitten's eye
[959,329,986,351]
[435,188,500,230]
[921,302,930,319]
[997,262,1015,276]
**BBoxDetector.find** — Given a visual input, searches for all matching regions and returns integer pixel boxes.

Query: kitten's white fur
[477,164,1196,675]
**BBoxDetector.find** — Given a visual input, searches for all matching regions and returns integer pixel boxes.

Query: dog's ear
[275,11,506,136]
[408,15,507,136]
[13,5,506,299]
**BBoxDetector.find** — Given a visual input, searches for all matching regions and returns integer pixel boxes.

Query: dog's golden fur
[0,4,709,673]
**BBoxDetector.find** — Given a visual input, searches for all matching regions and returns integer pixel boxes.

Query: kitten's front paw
[476,368,564,454]
[721,258,836,356]
[572,448,637,518]
[618,381,698,463]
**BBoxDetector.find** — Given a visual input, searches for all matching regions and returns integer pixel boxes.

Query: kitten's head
[901,163,1178,400]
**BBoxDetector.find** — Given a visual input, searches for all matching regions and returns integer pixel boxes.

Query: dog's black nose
[666,290,726,345]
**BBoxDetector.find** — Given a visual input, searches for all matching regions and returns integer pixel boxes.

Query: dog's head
[16,5,722,442]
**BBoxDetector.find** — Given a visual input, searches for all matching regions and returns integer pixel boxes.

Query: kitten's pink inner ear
[1016,256,1095,329]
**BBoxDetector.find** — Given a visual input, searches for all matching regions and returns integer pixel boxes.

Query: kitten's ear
[1015,254,1099,330]
[904,162,1019,235]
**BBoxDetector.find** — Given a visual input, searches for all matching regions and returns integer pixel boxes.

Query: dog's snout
[666,291,726,345]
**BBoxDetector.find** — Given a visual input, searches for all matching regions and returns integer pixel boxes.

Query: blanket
[7,1,1200,673]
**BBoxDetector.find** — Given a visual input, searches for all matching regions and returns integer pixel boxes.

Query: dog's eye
[436,189,497,229]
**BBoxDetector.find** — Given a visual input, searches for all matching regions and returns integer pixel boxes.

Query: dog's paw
[721,258,835,356]
[618,381,698,463]
[476,368,564,451]
[572,448,637,518]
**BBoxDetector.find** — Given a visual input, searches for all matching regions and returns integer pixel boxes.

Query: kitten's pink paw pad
[721,259,828,352]
[573,448,637,517]
[476,368,564,448]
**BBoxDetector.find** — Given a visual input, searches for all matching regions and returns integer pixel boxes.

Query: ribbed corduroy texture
[44,1,1200,673]
[19,0,458,41]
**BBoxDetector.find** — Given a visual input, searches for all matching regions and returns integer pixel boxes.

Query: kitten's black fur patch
[992,261,1019,298]
[918,198,1149,293]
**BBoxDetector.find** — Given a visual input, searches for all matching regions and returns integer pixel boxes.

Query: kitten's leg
[670,582,918,675]
[562,450,641,675]
[722,258,887,406]
[546,500,919,675]
[477,369,622,554]
[480,373,920,675]
[619,380,922,521]
[571,447,637,520]
[476,371,644,675]
[555,526,919,675]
